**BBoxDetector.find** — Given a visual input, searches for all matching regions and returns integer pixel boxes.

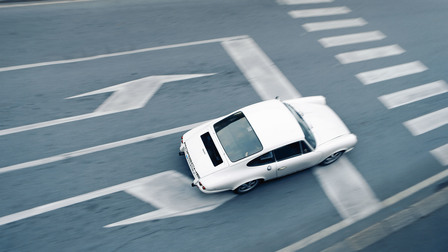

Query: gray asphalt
[0,0,447,251]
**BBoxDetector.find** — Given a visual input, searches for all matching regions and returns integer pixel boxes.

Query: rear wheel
[320,151,344,166]
[233,180,260,194]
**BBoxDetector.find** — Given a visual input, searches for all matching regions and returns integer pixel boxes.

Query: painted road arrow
[0,73,214,136]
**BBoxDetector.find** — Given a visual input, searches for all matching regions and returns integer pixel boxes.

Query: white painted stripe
[335,44,405,64]
[303,18,367,32]
[356,61,428,85]
[0,112,99,136]
[0,0,90,8]
[0,171,176,226]
[277,0,333,5]
[382,168,448,207]
[0,35,249,72]
[288,7,351,18]
[319,31,386,48]
[378,80,448,109]
[0,121,205,174]
[279,168,448,252]
[221,38,301,100]
[324,187,448,252]
[313,157,381,220]
[430,144,448,166]
[403,107,448,136]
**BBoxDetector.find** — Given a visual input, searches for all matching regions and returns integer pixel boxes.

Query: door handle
[278,166,287,171]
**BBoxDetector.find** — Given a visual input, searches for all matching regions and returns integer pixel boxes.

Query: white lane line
[277,0,333,4]
[0,112,99,137]
[303,18,367,32]
[324,187,448,252]
[318,31,386,48]
[0,0,90,8]
[288,7,351,19]
[313,157,381,221]
[430,144,448,166]
[335,44,405,64]
[0,121,205,174]
[221,37,301,100]
[356,61,428,85]
[403,107,448,136]
[279,168,448,252]
[378,80,448,109]
[0,35,249,73]
[0,171,174,226]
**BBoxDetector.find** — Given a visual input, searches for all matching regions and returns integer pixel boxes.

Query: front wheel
[233,180,260,194]
[320,151,344,166]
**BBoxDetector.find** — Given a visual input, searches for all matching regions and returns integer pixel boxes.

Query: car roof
[240,99,304,150]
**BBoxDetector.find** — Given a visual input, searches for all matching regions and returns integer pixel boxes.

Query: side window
[247,152,275,167]
[300,141,312,154]
[274,142,301,161]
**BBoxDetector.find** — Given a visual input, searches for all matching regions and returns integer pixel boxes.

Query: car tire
[233,180,260,194]
[320,151,344,166]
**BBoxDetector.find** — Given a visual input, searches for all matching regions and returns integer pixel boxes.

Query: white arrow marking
[105,171,236,227]
[0,74,214,136]
[0,171,235,227]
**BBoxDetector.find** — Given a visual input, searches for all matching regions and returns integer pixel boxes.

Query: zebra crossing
[277,0,448,166]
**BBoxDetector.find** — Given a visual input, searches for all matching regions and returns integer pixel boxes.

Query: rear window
[214,111,263,162]
[200,132,223,167]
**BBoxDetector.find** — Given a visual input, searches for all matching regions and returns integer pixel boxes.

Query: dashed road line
[303,18,367,32]
[335,44,405,64]
[403,107,448,136]
[277,0,333,5]
[356,61,428,85]
[318,31,386,48]
[288,7,351,19]
[430,144,448,166]
[378,80,448,109]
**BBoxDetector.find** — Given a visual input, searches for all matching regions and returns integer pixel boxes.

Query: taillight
[181,136,183,143]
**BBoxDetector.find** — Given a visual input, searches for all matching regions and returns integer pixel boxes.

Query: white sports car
[179,96,357,194]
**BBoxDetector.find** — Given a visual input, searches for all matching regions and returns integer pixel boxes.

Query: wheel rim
[323,151,343,164]
[238,180,258,193]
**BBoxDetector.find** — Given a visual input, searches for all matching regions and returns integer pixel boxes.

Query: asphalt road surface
[0,0,447,251]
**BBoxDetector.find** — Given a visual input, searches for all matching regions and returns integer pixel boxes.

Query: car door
[246,151,277,181]
[274,141,321,177]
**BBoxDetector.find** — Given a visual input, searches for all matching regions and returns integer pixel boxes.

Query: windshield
[283,103,317,149]
[214,111,263,162]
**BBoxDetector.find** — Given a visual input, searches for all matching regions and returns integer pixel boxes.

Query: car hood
[300,104,351,146]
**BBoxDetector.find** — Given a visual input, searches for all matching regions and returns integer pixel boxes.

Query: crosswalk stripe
[303,18,367,32]
[318,31,385,48]
[430,144,448,166]
[403,107,448,136]
[222,37,301,100]
[288,7,350,18]
[277,0,333,5]
[313,158,380,221]
[335,44,405,64]
[378,80,448,109]
[356,61,427,85]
